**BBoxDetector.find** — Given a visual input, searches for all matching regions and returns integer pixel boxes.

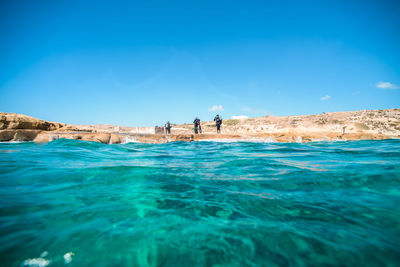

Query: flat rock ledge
[0,129,395,144]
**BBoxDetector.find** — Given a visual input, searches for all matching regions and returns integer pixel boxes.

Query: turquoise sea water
[0,139,400,266]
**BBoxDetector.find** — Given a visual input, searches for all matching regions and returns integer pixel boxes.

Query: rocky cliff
[1,109,399,143]
[0,112,65,131]
[0,112,66,142]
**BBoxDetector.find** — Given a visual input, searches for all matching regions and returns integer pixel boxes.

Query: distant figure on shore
[165,121,171,134]
[214,114,223,133]
[193,117,202,134]
[342,126,347,135]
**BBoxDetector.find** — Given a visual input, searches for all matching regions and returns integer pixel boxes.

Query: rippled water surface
[1,139,400,266]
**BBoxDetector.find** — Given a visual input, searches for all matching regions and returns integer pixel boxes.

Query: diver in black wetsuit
[165,121,171,134]
[193,117,202,134]
[214,114,223,134]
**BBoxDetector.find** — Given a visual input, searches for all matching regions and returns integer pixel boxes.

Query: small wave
[122,136,139,144]
[0,141,32,143]
[22,258,50,267]
[199,138,276,143]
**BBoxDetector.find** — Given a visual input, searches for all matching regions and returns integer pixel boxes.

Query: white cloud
[241,106,269,115]
[231,115,249,120]
[208,105,224,112]
[320,95,331,101]
[376,81,399,89]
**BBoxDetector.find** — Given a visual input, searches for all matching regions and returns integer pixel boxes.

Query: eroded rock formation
[0,112,65,131]
[1,109,399,143]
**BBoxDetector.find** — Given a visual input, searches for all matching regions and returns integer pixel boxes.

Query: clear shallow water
[0,139,400,267]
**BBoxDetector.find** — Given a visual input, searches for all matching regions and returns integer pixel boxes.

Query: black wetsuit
[214,116,222,133]
[194,118,201,134]
[165,122,171,134]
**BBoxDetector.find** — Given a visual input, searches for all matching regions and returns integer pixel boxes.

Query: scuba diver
[165,121,171,134]
[214,114,223,133]
[193,117,202,134]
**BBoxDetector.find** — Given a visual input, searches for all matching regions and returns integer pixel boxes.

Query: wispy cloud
[320,95,331,101]
[241,106,269,115]
[376,81,399,89]
[208,105,224,112]
[231,115,248,120]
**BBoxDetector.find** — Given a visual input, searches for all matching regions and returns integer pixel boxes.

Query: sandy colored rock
[0,130,17,141]
[34,132,121,144]
[109,134,123,144]
[172,109,400,138]
[33,133,52,143]
[2,109,400,144]
[0,129,43,141]
[174,134,194,142]
[13,130,42,141]
[86,133,109,144]
[0,112,65,131]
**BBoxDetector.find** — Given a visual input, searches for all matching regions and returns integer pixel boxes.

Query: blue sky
[0,0,399,126]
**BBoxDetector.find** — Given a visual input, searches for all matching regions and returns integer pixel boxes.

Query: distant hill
[173,109,400,138]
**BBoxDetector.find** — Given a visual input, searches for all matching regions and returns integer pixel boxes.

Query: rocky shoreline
[0,130,393,144]
[1,109,399,144]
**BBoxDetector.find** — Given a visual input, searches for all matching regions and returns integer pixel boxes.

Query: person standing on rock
[193,117,202,134]
[165,121,171,134]
[214,114,223,134]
